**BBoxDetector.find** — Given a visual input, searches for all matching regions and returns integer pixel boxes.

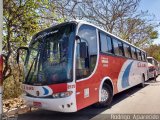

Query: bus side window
[123,43,131,58]
[140,51,143,61]
[131,47,137,59]
[141,52,144,61]
[113,38,124,56]
[136,49,142,60]
[145,53,147,61]
[141,52,145,61]
[100,32,113,54]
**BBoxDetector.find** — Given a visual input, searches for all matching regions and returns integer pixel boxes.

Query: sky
[139,0,160,44]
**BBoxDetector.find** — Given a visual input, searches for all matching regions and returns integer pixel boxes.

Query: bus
[17,20,148,112]
[147,57,160,78]
[147,62,156,80]
[157,61,160,75]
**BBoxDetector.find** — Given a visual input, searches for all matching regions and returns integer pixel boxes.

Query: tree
[3,0,58,81]
[79,0,159,47]
[3,0,60,99]
[51,0,159,47]
[117,17,158,48]
[144,44,160,61]
[3,0,41,80]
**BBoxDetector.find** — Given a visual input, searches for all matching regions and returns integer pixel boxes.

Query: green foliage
[149,31,158,39]
[3,0,42,81]
[3,0,57,99]
[144,44,160,61]
[3,0,41,48]
[3,76,22,99]
[3,0,58,81]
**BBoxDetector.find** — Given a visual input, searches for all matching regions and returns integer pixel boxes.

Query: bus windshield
[147,58,153,64]
[24,23,76,85]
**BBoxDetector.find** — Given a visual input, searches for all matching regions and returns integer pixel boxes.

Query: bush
[3,76,22,99]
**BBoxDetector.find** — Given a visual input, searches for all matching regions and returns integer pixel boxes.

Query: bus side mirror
[76,35,88,58]
[79,42,88,58]
[17,47,29,64]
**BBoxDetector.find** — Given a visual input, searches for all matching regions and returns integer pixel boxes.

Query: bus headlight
[52,91,73,98]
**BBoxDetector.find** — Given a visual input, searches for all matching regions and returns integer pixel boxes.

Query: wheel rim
[101,88,109,102]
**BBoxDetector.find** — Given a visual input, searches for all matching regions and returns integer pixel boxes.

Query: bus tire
[140,75,145,87]
[95,84,113,108]
[154,73,157,81]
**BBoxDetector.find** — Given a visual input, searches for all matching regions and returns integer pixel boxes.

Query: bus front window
[24,23,76,85]
[147,58,153,64]
[76,25,97,80]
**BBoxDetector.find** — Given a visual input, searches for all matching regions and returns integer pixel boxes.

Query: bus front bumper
[23,94,77,112]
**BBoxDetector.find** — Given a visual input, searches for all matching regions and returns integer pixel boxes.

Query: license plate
[33,102,42,107]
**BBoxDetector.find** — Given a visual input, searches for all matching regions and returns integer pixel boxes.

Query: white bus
[17,20,148,112]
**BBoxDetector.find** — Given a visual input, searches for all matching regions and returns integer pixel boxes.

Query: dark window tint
[147,58,153,64]
[24,23,76,85]
[131,47,137,59]
[141,52,145,61]
[137,49,142,60]
[100,32,113,53]
[123,43,131,58]
[155,60,158,66]
[144,53,147,61]
[113,38,124,56]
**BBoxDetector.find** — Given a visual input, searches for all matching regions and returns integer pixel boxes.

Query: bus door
[75,25,99,110]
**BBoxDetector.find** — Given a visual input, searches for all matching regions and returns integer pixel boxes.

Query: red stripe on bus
[48,83,67,93]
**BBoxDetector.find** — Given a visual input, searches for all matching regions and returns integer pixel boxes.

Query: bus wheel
[154,73,157,81]
[141,75,145,87]
[95,84,113,108]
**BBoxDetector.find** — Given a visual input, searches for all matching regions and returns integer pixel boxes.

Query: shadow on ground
[18,82,151,120]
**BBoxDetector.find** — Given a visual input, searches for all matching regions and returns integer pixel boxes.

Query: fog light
[62,105,64,108]
[67,104,70,108]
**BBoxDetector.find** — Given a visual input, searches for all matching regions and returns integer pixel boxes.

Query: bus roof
[31,19,146,53]
[73,20,146,53]
[147,57,154,59]
[147,57,157,61]
[147,57,160,62]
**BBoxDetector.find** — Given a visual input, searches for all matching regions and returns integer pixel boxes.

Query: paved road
[17,76,160,120]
